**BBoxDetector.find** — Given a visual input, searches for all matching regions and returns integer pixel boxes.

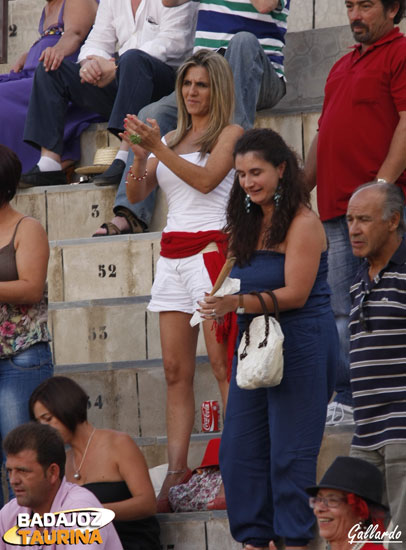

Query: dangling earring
[244,194,251,214]
[273,181,282,208]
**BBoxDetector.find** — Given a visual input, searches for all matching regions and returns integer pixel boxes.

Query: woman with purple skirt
[0,0,99,173]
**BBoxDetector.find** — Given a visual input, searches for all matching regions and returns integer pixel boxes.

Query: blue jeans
[0,342,53,506]
[323,216,362,406]
[114,32,286,225]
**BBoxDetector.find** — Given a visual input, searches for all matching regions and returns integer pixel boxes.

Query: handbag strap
[263,290,280,322]
[240,291,281,360]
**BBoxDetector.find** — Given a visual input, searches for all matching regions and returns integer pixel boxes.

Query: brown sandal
[115,206,146,233]
[92,222,122,237]
[92,207,146,237]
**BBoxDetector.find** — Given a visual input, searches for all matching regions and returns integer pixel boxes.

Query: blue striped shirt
[349,237,406,450]
[193,0,289,79]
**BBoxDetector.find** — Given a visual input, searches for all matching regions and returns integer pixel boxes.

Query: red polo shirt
[317,27,406,221]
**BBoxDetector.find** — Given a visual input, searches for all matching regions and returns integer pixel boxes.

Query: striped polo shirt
[193,0,289,79]
[349,237,406,450]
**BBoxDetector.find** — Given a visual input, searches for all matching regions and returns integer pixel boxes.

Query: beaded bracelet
[125,167,148,185]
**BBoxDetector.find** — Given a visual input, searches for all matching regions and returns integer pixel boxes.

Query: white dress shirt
[78,0,197,68]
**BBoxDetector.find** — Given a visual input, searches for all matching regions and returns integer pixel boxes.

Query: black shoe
[92,159,126,186]
[19,165,67,188]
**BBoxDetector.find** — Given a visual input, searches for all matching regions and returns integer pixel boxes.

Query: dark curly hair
[381,0,405,23]
[225,128,310,266]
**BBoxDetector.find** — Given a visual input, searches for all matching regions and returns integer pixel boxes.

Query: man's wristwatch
[236,294,245,314]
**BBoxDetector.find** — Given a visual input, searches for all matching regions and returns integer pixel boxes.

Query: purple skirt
[0,33,102,171]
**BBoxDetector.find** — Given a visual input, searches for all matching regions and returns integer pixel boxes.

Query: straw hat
[75,147,119,175]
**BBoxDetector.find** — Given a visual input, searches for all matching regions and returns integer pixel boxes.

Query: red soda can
[201,400,220,432]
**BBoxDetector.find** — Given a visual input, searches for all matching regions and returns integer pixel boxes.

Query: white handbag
[236,291,284,390]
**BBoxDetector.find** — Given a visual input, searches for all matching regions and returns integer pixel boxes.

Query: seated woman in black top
[29,376,160,550]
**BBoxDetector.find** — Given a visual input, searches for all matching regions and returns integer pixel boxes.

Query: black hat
[306,456,388,510]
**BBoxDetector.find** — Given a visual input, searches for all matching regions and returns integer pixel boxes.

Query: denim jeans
[323,216,362,406]
[114,32,286,225]
[0,341,53,506]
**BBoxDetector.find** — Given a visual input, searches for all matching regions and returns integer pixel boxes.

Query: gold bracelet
[125,168,147,185]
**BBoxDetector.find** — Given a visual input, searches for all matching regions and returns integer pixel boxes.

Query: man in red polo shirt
[305,0,406,427]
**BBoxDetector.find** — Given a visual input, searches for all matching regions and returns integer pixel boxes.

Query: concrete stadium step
[158,510,326,550]
[12,182,168,241]
[158,511,242,550]
[55,357,223,439]
[49,295,208,364]
[48,232,161,302]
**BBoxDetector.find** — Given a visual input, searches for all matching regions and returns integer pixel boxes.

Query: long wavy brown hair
[166,49,235,156]
[225,129,310,266]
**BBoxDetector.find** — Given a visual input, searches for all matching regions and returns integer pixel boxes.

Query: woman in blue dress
[199,129,338,549]
[0,0,99,173]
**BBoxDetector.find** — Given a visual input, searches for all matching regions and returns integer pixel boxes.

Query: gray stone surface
[273,26,353,115]
[256,113,303,157]
[317,425,354,482]
[315,1,347,29]
[137,359,223,437]
[288,0,313,33]
[11,189,46,230]
[3,0,43,72]
[46,185,117,240]
[63,369,140,435]
[48,245,63,302]
[206,518,243,550]
[50,299,147,365]
[159,518,206,550]
[58,238,153,301]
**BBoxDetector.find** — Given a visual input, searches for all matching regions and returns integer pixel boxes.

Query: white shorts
[148,253,213,314]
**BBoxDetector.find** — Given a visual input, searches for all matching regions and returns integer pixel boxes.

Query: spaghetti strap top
[0,218,50,358]
[0,217,27,282]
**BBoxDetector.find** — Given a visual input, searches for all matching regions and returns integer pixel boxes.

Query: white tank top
[154,141,234,233]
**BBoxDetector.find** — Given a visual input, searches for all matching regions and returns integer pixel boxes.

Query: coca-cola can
[201,400,220,432]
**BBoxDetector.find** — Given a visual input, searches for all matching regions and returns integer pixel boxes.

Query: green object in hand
[130,133,142,145]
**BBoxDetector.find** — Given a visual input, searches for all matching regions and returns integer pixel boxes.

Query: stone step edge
[49,295,151,310]
[130,424,353,447]
[157,510,228,521]
[54,355,210,373]
[50,230,162,247]
[135,432,222,448]
[17,182,114,196]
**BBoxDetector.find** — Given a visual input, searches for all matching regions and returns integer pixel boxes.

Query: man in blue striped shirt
[347,181,406,543]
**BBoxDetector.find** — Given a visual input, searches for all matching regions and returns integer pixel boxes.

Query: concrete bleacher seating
[3,1,369,547]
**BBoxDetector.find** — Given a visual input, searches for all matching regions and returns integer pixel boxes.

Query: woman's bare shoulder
[293,206,322,226]
[99,429,139,450]
[219,124,244,139]
[288,207,326,248]
[16,216,48,242]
